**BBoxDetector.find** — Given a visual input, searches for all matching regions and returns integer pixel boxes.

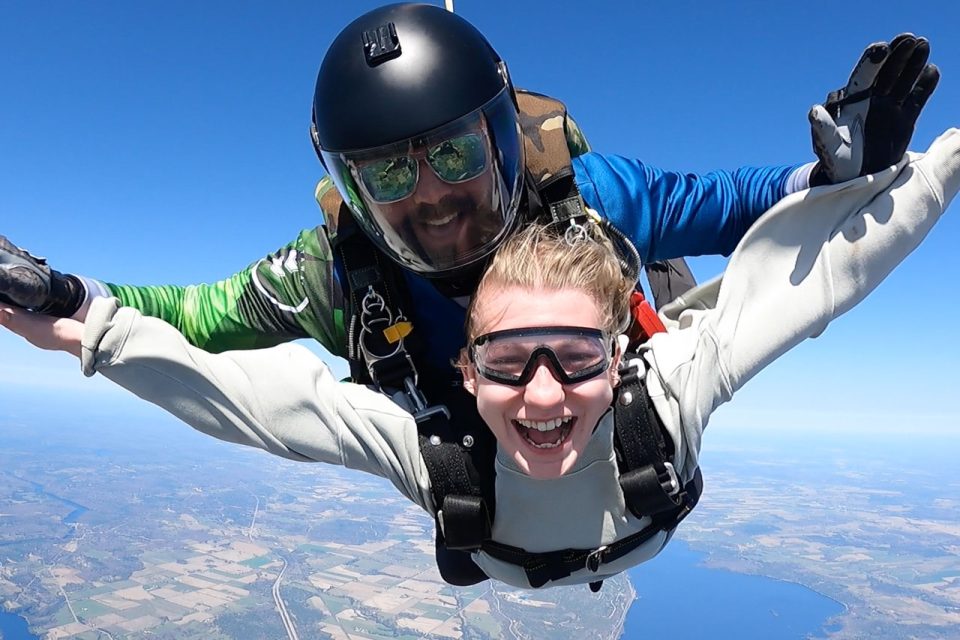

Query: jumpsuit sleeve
[105,224,348,356]
[642,129,960,482]
[574,153,799,262]
[79,297,434,512]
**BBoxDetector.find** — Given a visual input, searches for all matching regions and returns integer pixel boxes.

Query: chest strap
[480,469,702,589]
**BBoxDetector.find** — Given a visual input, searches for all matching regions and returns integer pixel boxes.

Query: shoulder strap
[515,90,588,225]
[613,360,698,519]
[417,383,498,586]
[515,91,576,187]
[326,200,422,388]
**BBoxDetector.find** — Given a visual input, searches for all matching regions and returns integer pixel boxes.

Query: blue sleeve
[573,152,800,262]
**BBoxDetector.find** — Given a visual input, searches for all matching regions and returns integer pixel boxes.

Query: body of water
[0,609,39,640]
[0,480,86,639]
[623,541,843,639]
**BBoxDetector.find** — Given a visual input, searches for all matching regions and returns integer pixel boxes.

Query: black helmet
[312,3,525,279]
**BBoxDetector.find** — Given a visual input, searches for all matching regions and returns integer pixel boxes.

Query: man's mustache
[412,194,479,223]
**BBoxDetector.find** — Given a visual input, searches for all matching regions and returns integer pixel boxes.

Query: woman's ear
[462,364,479,397]
[610,334,629,387]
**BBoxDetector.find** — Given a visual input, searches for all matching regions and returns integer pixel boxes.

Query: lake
[623,541,843,639]
[0,609,38,640]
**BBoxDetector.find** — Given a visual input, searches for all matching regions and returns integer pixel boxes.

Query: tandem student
[2,128,958,590]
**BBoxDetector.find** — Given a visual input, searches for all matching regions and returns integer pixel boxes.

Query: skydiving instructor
[0,4,939,391]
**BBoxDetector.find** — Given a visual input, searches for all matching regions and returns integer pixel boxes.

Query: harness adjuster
[356,286,421,390]
[437,495,491,551]
[660,461,680,497]
[620,460,684,519]
[403,377,451,424]
[585,545,608,573]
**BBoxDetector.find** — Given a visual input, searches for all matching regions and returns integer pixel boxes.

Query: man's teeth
[423,212,457,226]
[516,417,572,432]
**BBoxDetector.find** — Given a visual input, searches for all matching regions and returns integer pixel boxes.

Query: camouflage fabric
[516,90,590,185]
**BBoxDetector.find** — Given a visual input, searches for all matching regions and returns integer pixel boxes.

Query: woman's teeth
[514,417,574,449]
[516,417,569,432]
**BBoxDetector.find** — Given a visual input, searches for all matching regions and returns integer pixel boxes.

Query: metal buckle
[358,286,409,383]
[585,545,608,573]
[661,462,680,497]
[361,287,386,315]
[359,316,405,361]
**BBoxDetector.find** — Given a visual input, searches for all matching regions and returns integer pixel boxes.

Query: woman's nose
[522,360,565,407]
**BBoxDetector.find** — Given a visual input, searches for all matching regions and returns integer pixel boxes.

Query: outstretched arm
[0,223,347,355]
[581,34,939,265]
[0,298,432,510]
[645,129,960,481]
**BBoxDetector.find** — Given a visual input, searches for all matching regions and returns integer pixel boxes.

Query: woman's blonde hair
[463,221,635,346]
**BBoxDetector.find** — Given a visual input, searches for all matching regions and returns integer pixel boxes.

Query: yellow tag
[383,321,413,344]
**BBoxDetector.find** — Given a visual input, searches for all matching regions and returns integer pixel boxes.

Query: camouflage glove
[0,235,85,317]
[809,33,940,186]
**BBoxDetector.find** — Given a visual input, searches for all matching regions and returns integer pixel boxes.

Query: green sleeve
[106,226,349,356]
[564,112,592,158]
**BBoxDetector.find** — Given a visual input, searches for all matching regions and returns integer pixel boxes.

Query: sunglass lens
[358,156,418,203]
[427,133,487,183]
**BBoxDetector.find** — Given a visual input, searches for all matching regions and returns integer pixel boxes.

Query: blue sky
[1,0,959,437]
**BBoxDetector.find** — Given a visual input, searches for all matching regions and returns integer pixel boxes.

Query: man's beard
[402,192,505,268]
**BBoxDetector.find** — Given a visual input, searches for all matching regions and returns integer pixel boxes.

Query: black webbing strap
[417,411,493,552]
[614,361,685,519]
[333,206,419,389]
[480,472,700,589]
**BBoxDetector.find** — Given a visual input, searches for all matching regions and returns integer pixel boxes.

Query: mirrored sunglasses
[470,326,613,387]
[356,133,488,203]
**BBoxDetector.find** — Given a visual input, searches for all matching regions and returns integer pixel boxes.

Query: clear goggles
[470,326,614,387]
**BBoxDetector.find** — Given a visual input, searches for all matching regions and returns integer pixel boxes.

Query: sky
[1,0,959,438]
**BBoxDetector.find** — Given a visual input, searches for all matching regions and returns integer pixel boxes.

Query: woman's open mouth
[512,417,576,450]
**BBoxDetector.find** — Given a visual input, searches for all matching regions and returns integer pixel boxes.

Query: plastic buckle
[404,377,451,425]
[585,545,608,573]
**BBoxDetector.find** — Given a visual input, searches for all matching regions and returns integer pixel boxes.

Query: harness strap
[480,469,702,588]
[614,363,686,519]
[516,91,589,226]
[333,207,420,388]
[419,433,490,549]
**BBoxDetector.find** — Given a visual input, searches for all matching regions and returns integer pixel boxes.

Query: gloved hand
[0,235,85,317]
[809,33,940,185]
